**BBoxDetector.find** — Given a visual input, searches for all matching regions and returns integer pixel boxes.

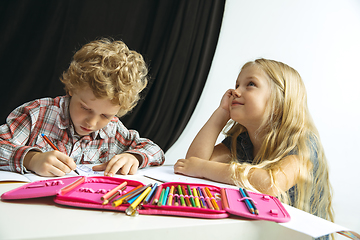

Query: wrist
[23,150,40,170]
[212,107,230,128]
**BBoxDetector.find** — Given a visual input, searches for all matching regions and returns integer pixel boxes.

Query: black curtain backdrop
[0,0,225,153]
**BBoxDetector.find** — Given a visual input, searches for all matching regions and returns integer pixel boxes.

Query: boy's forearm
[186,108,230,159]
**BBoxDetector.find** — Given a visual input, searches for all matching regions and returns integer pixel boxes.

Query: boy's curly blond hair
[60,38,148,117]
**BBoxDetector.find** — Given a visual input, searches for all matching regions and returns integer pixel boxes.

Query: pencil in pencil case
[1,176,290,223]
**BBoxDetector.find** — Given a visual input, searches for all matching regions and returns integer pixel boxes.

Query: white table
[0,176,312,240]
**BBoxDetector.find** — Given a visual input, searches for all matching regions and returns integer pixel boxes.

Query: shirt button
[16,167,21,172]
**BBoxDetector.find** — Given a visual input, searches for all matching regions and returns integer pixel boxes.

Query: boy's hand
[92,153,140,176]
[24,150,77,177]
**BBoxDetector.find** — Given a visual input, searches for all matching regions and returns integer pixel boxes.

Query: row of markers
[100,182,220,216]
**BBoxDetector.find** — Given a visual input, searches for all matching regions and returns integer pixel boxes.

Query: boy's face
[68,87,121,137]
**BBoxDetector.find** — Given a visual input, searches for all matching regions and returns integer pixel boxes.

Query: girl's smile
[229,65,271,131]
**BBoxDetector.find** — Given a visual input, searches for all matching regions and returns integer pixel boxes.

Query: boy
[0,38,165,177]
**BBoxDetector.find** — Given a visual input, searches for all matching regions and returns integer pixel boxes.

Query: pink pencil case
[1,176,290,223]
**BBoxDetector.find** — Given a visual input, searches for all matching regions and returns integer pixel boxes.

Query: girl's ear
[68,90,73,96]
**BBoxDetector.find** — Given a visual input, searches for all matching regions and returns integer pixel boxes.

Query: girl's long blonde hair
[228,59,334,224]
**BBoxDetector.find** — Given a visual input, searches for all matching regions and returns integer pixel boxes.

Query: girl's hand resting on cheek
[92,153,140,176]
[174,157,207,179]
[24,150,77,177]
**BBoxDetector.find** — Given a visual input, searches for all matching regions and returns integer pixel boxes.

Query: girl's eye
[248,81,256,87]
[102,114,110,119]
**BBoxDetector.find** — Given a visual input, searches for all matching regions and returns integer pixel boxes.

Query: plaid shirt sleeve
[0,100,43,173]
[113,119,165,168]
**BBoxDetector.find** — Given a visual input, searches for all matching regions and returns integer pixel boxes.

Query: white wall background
[165,0,360,237]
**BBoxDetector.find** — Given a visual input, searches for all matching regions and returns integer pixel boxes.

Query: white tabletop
[0,176,312,240]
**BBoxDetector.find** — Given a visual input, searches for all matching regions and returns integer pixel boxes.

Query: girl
[174,58,334,237]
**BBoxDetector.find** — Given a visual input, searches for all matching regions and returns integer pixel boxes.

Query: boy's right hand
[23,150,77,177]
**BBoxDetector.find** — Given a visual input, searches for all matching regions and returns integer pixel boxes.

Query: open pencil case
[1,176,290,223]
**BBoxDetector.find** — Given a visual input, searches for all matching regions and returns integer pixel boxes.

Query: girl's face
[69,87,121,136]
[229,65,271,131]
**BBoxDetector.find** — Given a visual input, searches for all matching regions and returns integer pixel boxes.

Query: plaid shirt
[0,96,165,174]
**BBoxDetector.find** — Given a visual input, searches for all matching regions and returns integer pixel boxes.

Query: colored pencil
[41,133,80,175]
[167,185,175,206]
[177,185,186,207]
[181,185,192,207]
[60,176,85,195]
[143,183,158,205]
[112,184,146,207]
[197,187,207,209]
[151,184,163,205]
[125,186,152,216]
[239,188,255,214]
[192,187,201,208]
[201,187,214,210]
[243,188,259,215]
[102,186,126,205]
[187,185,196,207]
[162,187,170,206]
[101,181,127,201]
[205,187,220,210]
[174,188,179,206]
[157,188,165,206]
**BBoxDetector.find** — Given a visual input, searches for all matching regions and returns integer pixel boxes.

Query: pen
[41,133,79,175]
